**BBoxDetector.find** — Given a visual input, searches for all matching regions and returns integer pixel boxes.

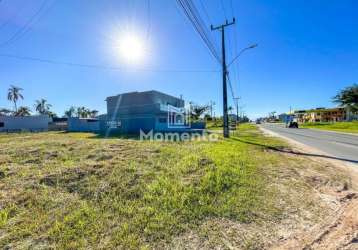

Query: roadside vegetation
[300,121,358,134]
[0,125,354,249]
[206,119,223,130]
[206,119,249,130]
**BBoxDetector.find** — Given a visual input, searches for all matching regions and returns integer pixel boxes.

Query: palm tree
[14,106,31,116]
[7,85,24,112]
[34,98,52,114]
[76,106,84,118]
[83,108,91,118]
[190,103,209,120]
[64,106,76,118]
[47,111,57,118]
[90,110,99,118]
[0,108,12,116]
[76,106,90,118]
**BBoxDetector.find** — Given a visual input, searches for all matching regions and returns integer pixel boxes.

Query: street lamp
[227,43,258,68]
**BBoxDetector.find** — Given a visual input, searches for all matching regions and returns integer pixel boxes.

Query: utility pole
[209,100,215,118]
[233,97,240,125]
[211,18,235,138]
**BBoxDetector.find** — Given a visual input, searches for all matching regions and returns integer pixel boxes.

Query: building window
[159,118,167,123]
[0,122,4,127]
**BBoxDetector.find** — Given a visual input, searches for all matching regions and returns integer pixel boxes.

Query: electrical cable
[0,0,51,47]
[176,0,221,63]
[0,53,219,73]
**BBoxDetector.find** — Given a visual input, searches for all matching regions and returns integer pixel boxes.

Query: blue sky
[0,0,357,118]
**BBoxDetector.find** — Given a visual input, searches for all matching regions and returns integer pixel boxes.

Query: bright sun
[118,34,145,64]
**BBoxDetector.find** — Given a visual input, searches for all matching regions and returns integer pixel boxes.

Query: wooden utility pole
[211,18,235,138]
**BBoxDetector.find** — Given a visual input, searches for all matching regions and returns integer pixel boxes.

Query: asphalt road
[260,123,358,165]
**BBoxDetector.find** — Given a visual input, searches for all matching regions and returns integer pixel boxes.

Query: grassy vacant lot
[0,125,352,249]
[300,121,358,133]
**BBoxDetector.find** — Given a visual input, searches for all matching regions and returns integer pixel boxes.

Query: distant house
[307,107,346,122]
[0,115,52,132]
[292,107,348,123]
[104,90,187,133]
[293,110,307,123]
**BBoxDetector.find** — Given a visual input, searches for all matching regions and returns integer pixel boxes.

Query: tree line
[0,85,98,118]
[333,84,358,113]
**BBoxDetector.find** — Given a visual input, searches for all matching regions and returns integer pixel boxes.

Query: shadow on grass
[230,137,358,164]
[59,131,140,140]
[88,133,140,140]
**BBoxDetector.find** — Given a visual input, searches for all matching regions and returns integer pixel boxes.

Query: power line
[198,0,221,59]
[0,2,26,31]
[228,0,241,99]
[227,72,236,102]
[220,0,227,19]
[218,0,238,109]
[146,0,151,41]
[199,0,213,24]
[0,53,219,73]
[176,0,221,64]
[181,0,221,62]
[0,0,51,47]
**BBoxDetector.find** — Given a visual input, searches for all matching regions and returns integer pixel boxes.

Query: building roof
[293,107,345,114]
[106,90,181,101]
[305,107,345,113]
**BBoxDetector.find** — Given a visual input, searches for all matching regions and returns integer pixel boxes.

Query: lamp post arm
[227,44,258,68]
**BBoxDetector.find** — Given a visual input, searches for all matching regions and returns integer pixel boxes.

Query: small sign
[106,120,121,128]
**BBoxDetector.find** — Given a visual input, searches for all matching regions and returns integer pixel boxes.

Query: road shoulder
[259,125,358,250]
[259,125,358,176]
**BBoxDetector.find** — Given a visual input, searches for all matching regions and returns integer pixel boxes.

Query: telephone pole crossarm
[210,18,236,31]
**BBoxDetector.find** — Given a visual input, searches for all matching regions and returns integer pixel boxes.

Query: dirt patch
[39,167,104,196]
[274,193,358,250]
[198,157,214,166]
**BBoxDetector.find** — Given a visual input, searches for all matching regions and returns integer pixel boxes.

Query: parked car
[288,121,298,128]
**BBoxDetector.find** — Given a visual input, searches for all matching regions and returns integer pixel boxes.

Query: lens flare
[117,33,145,64]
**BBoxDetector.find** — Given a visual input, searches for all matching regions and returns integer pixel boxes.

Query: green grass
[206,119,223,130]
[0,125,349,249]
[300,121,358,133]
[206,120,248,131]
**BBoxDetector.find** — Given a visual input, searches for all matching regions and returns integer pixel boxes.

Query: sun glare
[117,34,146,64]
